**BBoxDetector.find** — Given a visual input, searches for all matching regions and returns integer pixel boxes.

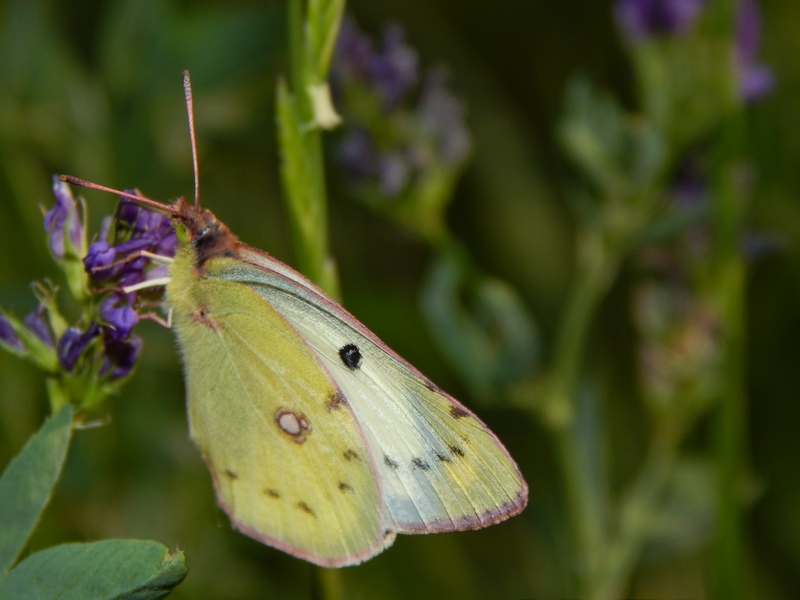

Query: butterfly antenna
[58,175,176,216]
[182,70,201,208]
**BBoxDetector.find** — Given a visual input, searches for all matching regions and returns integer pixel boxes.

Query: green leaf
[0,540,187,600]
[559,78,665,202]
[421,246,539,403]
[0,403,73,575]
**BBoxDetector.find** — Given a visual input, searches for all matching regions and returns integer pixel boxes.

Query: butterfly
[62,72,527,567]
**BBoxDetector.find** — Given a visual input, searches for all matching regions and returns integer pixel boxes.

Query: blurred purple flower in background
[335,17,419,112]
[615,0,773,102]
[736,0,773,102]
[368,24,419,111]
[615,0,706,40]
[331,16,470,201]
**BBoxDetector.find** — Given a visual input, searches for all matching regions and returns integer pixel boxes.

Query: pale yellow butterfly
[62,72,527,567]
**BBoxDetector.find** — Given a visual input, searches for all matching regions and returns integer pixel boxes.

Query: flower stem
[543,229,620,597]
[278,0,342,299]
[593,423,682,599]
[709,112,748,600]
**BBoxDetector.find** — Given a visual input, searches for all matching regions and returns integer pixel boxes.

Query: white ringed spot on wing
[275,408,311,443]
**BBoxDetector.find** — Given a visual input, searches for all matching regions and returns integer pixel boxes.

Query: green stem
[279,0,341,299]
[593,423,682,599]
[705,0,748,577]
[545,229,620,596]
[713,259,746,600]
[313,567,343,600]
[288,0,305,101]
[551,235,616,402]
[710,158,748,600]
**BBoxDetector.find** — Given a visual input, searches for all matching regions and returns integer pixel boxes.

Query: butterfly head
[172,196,239,265]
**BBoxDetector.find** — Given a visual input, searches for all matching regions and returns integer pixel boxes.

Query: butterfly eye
[338,343,362,370]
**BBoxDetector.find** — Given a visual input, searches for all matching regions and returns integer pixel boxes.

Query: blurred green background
[1,0,799,598]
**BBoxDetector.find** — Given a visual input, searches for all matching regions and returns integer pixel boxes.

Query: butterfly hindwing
[205,247,528,533]
[167,247,391,567]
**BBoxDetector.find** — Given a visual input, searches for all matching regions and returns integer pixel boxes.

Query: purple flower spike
[335,16,373,79]
[23,304,54,347]
[616,0,706,40]
[737,0,773,102]
[369,24,418,110]
[45,176,83,260]
[58,323,100,372]
[101,335,142,380]
[100,294,139,340]
[0,314,24,351]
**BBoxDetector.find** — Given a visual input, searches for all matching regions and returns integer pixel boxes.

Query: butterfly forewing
[206,246,528,533]
[167,247,391,567]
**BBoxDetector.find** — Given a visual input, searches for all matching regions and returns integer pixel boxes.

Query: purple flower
[737,0,773,102]
[23,304,54,347]
[417,70,471,167]
[332,17,471,203]
[57,323,100,372]
[377,152,411,197]
[117,197,151,231]
[84,241,118,280]
[0,315,24,351]
[338,127,376,178]
[44,176,83,260]
[101,335,142,380]
[369,25,418,110]
[616,0,706,40]
[335,16,373,79]
[100,294,139,340]
[333,18,418,112]
[84,192,176,306]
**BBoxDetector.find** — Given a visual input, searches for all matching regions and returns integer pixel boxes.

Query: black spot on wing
[325,392,347,411]
[449,405,469,419]
[449,444,465,458]
[338,482,353,492]
[264,488,280,499]
[225,470,239,480]
[339,343,362,370]
[412,458,430,471]
[343,449,359,461]
[296,501,315,517]
[435,452,452,463]
[384,454,399,469]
